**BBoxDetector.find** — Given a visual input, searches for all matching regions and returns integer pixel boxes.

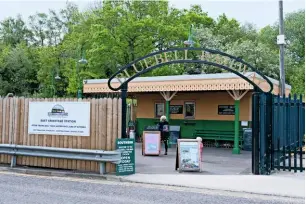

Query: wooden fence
[0,97,122,173]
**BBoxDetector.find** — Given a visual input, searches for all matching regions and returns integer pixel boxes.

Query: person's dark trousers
[164,140,168,155]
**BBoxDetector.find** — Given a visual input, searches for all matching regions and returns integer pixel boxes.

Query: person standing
[159,115,169,155]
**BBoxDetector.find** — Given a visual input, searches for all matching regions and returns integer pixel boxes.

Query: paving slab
[120,173,305,198]
[135,143,252,175]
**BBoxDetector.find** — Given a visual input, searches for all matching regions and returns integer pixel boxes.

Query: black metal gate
[252,92,305,175]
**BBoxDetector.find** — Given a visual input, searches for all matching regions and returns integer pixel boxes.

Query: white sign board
[241,121,248,127]
[28,102,90,136]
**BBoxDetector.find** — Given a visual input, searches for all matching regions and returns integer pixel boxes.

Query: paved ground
[136,143,252,175]
[0,171,303,204]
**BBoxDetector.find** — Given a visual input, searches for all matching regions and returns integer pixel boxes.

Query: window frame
[154,102,165,118]
[184,101,196,119]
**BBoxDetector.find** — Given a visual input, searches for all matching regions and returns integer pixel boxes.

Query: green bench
[193,129,243,147]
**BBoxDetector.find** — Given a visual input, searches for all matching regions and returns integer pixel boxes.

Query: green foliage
[0,1,304,96]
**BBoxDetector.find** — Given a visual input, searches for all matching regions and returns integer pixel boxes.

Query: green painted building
[83,72,291,153]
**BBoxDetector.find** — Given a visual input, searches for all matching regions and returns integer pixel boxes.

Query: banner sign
[116,138,135,176]
[28,102,91,136]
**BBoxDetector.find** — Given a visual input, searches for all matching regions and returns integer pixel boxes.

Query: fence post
[10,155,16,168]
[99,162,106,175]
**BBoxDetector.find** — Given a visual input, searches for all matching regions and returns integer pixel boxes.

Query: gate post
[252,91,260,175]
[121,84,128,138]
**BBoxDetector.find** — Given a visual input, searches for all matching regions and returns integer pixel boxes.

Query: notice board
[169,125,180,145]
[143,131,161,156]
[218,105,235,115]
[116,138,135,176]
[177,139,201,172]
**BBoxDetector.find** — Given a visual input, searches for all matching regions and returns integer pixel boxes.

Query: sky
[0,0,304,29]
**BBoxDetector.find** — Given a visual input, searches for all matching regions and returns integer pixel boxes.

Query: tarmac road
[0,171,303,204]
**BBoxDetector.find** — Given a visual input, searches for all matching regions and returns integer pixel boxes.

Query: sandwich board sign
[116,138,135,176]
[176,139,201,173]
[142,131,161,156]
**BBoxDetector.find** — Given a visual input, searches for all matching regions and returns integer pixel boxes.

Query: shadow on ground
[135,143,252,175]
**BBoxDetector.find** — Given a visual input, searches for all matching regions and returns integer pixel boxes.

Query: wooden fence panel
[0,97,123,174]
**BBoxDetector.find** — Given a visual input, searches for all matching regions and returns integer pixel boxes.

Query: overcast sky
[0,0,304,29]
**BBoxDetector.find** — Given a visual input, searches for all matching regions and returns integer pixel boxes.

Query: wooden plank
[90,98,96,172]
[42,98,49,167]
[76,98,82,171]
[84,98,91,172]
[106,98,113,173]
[72,98,77,170]
[101,98,107,150]
[0,97,4,163]
[110,98,118,172]
[117,98,122,139]
[16,98,23,165]
[54,98,60,169]
[66,98,73,170]
[50,98,56,168]
[4,98,10,163]
[23,98,29,165]
[37,98,44,167]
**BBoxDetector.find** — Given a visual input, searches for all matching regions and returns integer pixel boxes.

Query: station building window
[184,101,195,119]
[155,103,165,118]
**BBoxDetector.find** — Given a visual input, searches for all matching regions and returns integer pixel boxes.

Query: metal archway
[107,47,274,139]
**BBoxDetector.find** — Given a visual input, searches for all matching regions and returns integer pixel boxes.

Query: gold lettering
[143,59,149,68]
[229,59,236,69]
[200,51,205,60]
[115,73,127,84]
[132,64,143,73]
[123,69,131,77]
[174,51,178,60]
[243,64,247,73]
[154,54,164,64]
[139,61,145,69]
[164,52,169,62]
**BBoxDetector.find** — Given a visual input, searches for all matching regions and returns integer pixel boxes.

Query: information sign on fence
[116,138,135,176]
[28,102,91,136]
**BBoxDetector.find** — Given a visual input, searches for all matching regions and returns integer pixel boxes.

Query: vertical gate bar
[259,93,265,174]
[288,94,291,171]
[293,94,297,173]
[271,95,275,171]
[277,95,281,170]
[298,94,303,172]
[252,92,260,175]
[282,94,286,171]
[121,84,128,139]
[267,93,273,174]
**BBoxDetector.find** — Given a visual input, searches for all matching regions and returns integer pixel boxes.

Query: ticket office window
[155,103,165,118]
[184,101,195,119]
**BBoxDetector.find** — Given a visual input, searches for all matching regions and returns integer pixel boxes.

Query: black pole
[252,89,260,175]
[121,84,128,138]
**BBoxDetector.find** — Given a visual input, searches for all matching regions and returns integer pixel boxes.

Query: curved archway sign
[108,47,273,93]
[108,47,274,140]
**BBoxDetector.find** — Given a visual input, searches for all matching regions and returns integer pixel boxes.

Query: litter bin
[243,128,252,151]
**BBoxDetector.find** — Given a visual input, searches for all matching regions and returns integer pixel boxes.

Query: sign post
[116,138,135,176]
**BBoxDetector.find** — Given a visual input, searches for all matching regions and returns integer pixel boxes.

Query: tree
[0,15,32,46]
